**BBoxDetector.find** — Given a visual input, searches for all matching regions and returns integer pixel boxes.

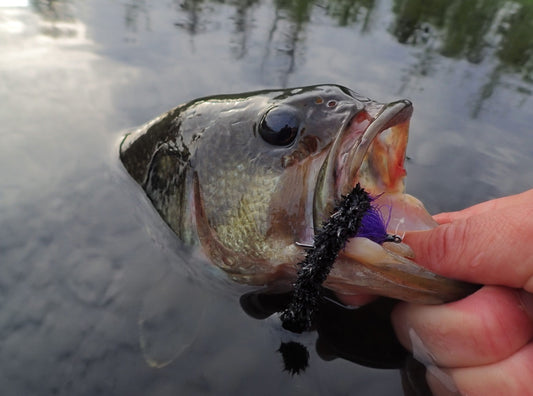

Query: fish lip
[313,99,413,228]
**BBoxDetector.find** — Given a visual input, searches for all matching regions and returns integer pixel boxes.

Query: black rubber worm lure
[280,183,401,333]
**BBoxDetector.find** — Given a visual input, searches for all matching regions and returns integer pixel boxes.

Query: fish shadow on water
[240,288,432,395]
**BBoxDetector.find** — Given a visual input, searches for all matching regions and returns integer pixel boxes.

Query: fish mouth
[337,100,413,198]
[315,100,476,304]
[314,99,416,228]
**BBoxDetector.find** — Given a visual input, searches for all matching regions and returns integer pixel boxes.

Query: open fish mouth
[315,99,427,232]
[345,100,439,235]
[316,100,476,304]
[337,100,413,198]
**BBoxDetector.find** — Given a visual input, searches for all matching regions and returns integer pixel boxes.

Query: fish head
[261,85,474,304]
[120,85,475,304]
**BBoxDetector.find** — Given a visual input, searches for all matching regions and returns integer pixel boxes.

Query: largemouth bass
[120,85,473,304]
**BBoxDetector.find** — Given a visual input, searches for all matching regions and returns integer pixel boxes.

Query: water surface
[1,0,532,394]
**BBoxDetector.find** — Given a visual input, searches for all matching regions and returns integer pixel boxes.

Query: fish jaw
[313,100,476,304]
[313,100,413,228]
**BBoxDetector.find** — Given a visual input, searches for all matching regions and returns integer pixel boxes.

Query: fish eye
[259,106,300,146]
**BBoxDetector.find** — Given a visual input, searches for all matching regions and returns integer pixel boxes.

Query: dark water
[1,0,532,394]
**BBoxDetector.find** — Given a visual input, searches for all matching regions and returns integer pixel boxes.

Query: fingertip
[406,207,533,287]
[426,366,460,396]
[391,302,416,355]
[405,214,502,283]
[392,302,440,366]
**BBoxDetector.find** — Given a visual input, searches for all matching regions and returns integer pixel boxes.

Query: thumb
[404,200,533,292]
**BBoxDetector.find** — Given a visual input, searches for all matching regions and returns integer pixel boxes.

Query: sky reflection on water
[0,0,532,395]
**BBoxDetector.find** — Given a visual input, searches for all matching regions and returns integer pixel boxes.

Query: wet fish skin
[120,85,475,304]
[120,85,371,272]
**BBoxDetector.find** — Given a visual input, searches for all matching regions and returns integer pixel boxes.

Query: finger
[403,198,533,291]
[334,293,378,307]
[427,343,533,396]
[433,188,533,224]
[392,286,533,368]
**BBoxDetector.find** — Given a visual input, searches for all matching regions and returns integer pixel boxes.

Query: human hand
[392,188,533,395]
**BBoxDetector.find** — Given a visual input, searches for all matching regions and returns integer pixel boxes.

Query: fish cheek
[268,176,308,243]
[192,173,294,284]
[268,150,327,247]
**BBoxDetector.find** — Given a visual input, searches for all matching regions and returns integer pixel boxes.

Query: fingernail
[408,328,437,365]
[518,290,533,319]
[426,365,460,395]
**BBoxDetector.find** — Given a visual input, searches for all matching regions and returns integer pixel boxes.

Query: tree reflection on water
[30,0,533,112]
[392,0,532,116]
